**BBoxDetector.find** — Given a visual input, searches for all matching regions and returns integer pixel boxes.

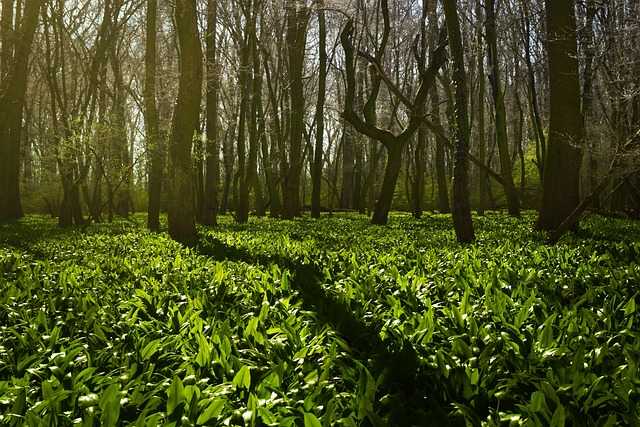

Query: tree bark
[476,0,486,216]
[144,0,163,231]
[485,0,519,217]
[281,1,309,219]
[311,0,326,219]
[200,0,220,227]
[535,0,582,232]
[234,5,253,224]
[340,2,447,225]
[0,0,42,222]
[442,0,475,243]
[262,50,282,217]
[167,0,202,241]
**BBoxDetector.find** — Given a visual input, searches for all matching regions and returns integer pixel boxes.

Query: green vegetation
[1,213,639,426]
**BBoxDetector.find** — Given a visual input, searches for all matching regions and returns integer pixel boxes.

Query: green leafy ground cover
[0,212,639,426]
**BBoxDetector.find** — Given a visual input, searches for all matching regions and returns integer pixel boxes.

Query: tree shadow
[194,234,462,426]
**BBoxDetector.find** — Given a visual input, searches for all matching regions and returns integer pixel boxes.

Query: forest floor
[1,212,639,426]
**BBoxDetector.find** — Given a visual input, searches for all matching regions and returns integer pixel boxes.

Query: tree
[311,0,327,219]
[535,0,582,232]
[485,0,520,217]
[167,0,202,241]
[233,0,259,224]
[428,0,450,214]
[476,0,486,216]
[144,0,163,231]
[341,0,447,225]
[199,0,220,226]
[0,0,43,222]
[442,0,474,243]
[281,0,310,220]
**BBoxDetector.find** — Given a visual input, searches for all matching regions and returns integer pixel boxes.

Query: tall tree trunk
[522,1,546,182]
[167,0,202,241]
[311,0,326,219]
[433,89,450,214]
[200,0,220,226]
[235,12,252,224]
[281,1,309,219]
[110,41,133,218]
[442,0,475,243]
[340,9,446,225]
[144,0,163,231]
[425,0,449,215]
[262,52,282,217]
[0,0,42,222]
[485,0,519,217]
[476,0,486,216]
[340,124,355,209]
[413,127,426,218]
[371,144,403,224]
[1,0,14,79]
[581,0,598,197]
[535,0,582,232]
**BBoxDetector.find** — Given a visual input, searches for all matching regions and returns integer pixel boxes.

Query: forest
[1,0,640,425]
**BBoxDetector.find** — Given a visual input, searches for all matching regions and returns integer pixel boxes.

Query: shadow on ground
[195,234,467,427]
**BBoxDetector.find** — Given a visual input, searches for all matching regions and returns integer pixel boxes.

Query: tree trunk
[143,0,163,231]
[426,0,449,215]
[413,127,426,219]
[433,91,450,214]
[281,1,309,219]
[200,0,220,227]
[443,0,475,243]
[372,145,403,224]
[340,123,355,209]
[235,13,252,224]
[535,0,582,232]
[476,0,486,216]
[522,1,546,182]
[311,1,326,219]
[485,0,519,217]
[0,0,42,222]
[262,52,282,218]
[167,0,202,241]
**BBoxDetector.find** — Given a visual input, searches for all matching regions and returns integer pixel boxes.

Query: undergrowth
[0,212,639,426]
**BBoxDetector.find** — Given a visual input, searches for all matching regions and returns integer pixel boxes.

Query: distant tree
[442,0,474,243]
[484,0,519,217]
[167,0,202,241]
[340,0,447,225]
[0,0,43,222]
[535,0,582,232]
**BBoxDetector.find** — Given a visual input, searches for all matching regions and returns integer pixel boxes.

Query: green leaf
[196,397,226,424]
[624,298,636,316]
[550,404,565,427]
[42,380,54,400]
[166,375,186,416]
[99,383,121,411]
[101,400,121,427]
[141,339,161,361]
[233,365,251,390]
[11,387,27,416]
[195,334,211,367]
[304,411,322,427]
